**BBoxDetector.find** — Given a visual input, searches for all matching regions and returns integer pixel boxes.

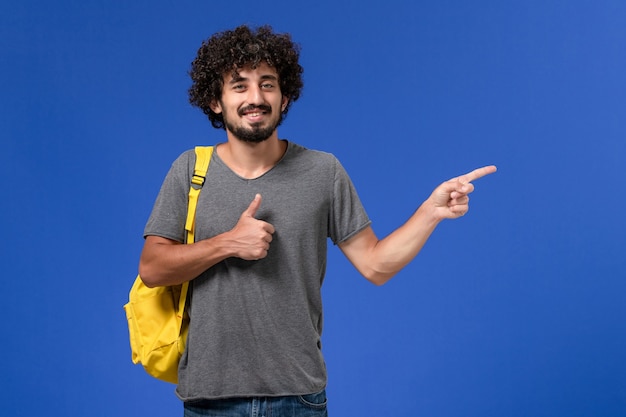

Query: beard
[222,104,283,143]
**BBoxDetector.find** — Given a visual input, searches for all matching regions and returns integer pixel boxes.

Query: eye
[232,84,246,91]
[261,82,275,89]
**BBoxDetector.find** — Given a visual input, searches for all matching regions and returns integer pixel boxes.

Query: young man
[139,25,496,416]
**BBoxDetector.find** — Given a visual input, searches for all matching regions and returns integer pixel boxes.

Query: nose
[246,85,263,106]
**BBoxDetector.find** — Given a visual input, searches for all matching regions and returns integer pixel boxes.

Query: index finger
[458,165,497,183]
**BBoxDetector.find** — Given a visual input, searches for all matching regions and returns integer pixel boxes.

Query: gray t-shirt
[144,141,371,401]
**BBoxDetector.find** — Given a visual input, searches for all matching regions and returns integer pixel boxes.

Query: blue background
[2,1,625,416]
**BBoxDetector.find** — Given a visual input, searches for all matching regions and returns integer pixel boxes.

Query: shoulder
[154,148,201,193]
[173,148,197,167]
[284,141,341,170]
[167,148,199,178]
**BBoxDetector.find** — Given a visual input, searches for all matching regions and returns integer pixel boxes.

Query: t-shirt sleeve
[329,157,371,245]
[143,150,194,242]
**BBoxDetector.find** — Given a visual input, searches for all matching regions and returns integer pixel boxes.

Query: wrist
[420,197,446,225]
[200,233,236,262]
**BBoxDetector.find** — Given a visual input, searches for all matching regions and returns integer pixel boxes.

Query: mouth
[239,105,271,120]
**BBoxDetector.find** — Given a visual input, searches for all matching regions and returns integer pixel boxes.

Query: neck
[217,133,287,179]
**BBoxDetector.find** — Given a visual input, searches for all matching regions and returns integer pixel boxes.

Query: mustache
[238,104,272,116]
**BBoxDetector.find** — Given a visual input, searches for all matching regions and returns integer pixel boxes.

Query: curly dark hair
[188,25,304,129]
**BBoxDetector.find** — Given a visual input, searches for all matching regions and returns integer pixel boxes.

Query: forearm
[343,198,442,286]
[371,200,441,283]
[341,165,496,286]
[138,234,235,287]
[140,196,276,287]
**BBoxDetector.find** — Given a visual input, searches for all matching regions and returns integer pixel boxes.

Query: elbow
[367,276,389,286]
[138,261,160,288]
[363,269,395,286]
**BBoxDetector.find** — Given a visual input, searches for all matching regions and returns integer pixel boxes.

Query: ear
[281,96,289,112]
[209,99,223,114]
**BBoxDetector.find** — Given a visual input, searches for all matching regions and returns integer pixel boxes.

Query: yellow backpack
[124,146,213,384]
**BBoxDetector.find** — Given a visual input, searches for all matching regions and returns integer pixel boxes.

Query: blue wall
[2,1,625,415]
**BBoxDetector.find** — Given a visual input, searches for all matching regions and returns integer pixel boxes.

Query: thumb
[243,193,262,218]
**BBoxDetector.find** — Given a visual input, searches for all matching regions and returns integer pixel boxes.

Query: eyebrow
[228,74,279,84]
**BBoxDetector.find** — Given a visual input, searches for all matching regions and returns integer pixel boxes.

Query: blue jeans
[183,390,328,417]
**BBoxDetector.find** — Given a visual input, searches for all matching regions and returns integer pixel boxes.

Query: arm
[139,194,274,287]
[339,165,496,286]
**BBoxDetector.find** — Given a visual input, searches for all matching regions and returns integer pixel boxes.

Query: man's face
[211,62,288,143]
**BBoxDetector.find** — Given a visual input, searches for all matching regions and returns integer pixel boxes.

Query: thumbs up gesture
[227,194,275,261]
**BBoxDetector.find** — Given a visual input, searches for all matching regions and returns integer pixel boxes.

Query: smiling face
[210,62,289,143]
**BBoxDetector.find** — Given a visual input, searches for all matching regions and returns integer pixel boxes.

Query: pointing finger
[458,165,497,183]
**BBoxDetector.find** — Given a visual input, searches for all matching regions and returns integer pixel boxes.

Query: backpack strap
[178,146,213,322]
[185,146,214,244]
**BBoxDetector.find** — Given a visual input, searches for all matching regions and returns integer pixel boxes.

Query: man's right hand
[227,194,275,261]
[139,194,275,287]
